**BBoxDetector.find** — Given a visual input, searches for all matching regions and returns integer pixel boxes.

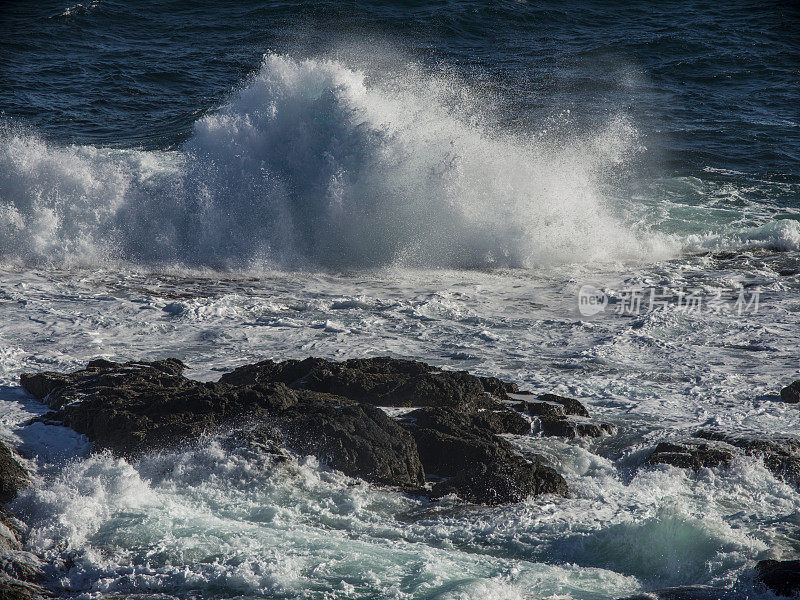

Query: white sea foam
[0,54,677,271]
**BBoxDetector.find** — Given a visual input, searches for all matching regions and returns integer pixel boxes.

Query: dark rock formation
[279,400,424,488]
[647,440,733,471]
[219,357,502,410]
[430,458,567,505]
[0,443,44,600]
[695,430,800,487]
[755,559,800,597]
[538,393,591,417]
[21,357,570,505]
[23,360,425,490]
[646,430,800,491]
[0,443,27,504]
[515,394,616,438]
[406,407,567,504]
[780,381,800,404]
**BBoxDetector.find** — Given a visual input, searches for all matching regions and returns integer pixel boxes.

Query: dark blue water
[2,1,798,175]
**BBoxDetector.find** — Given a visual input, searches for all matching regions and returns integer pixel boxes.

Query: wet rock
[755,559,800,597]
[0,444,43,595]
[537,415,616,438]
[22,360,423,489]
[471,409,531,435]
[780,381,800,404]
[430,457,568,505]
[279,400,425,488]
[647,440,734,471]
[617,585,742,600]
[517,395,616,438]
[538,393,591,417]
[21,357,559,505]
[647,431,800,489]
[695,430,800,487]
[0,575,49,600]
[0,443,27,504]
[518,400,565,418]
[220,357,502,410]
[406,407,567,505]
[477,376,520,399]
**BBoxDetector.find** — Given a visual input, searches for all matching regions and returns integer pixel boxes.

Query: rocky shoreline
[2,356,800,598]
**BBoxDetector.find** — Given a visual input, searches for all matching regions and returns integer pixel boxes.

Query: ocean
[0,1,799,598]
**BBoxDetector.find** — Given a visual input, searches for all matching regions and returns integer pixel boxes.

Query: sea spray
[0,54,668,271]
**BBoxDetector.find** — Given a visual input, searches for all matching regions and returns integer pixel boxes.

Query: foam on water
[7,423,793,598]
[0,261,797,598]
[13,438,650,599]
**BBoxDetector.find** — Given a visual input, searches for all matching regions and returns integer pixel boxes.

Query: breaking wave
[0,53,672,271]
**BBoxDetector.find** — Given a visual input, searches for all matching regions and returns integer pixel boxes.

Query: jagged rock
[695,430,800,487]
[538,394,591,417]
[0,444,27,504]
[430,458,568,505]
[472,410,531,435]
[22,360,424,490]
[755,559,800,597]
[220,357,501,410]
[538,416,616,438]
[0,446,42,595]
[647,431,800,489]
[517,400,565,418]
[279,400,425,488]
[780,381,800,404]
[647,440,734,471]
[756,560,800,596]
[515,394,616,438]
[477,376,520,399]
[406,407,567,505]
[20,359,186,408]
[0,574,49,600]
[20,357,560,505]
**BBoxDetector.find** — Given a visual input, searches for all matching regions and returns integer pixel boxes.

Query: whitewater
[0,10,799,599]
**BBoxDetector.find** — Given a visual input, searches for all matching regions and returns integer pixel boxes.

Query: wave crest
[0,54,666,270]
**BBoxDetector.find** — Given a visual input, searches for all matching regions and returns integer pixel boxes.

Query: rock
[279,400,425,488]
[477,376,520,399]
[0,443,27,504]
[694,430,800,487]
[20,357,569,505]
[0,444,43,595]
[647,440,733,471]
[406,407,567,505]
[409,408,522,472]
[780,381,800,404]
[538,393,590,417]
[516,395,616,438]
[519,401,565,418]
[617,585,742,600]
[471,410,531,435]
[0,575,49,600]
[26,361,239,455]
[23,361,424,491]
[755,559,800,597]
[647,431,800,488]
[430,457,568,505]
[537,415,616,438]
[220,356,502,410]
